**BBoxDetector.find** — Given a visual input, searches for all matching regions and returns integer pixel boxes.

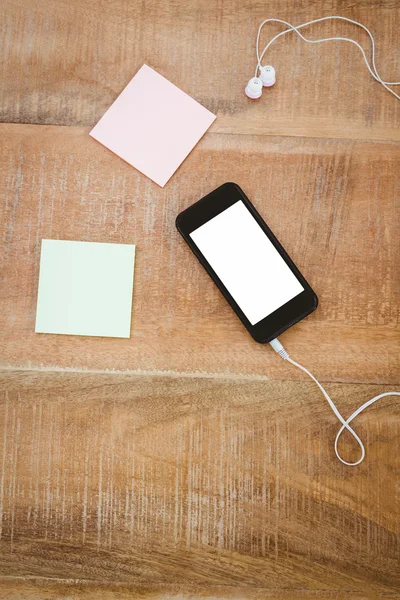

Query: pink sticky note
[90,64,216,187]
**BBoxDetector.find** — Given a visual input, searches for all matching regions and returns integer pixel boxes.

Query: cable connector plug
[269,338,289,359]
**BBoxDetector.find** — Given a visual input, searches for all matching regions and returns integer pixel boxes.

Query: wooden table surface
[1,0,400,598]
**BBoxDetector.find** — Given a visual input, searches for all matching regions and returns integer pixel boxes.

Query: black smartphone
[176,182,318,343]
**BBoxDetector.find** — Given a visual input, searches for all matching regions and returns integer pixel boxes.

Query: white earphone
[245,16,400,101]
[245,67,276,98]
[248,17,400,465]
[245,77,263,99]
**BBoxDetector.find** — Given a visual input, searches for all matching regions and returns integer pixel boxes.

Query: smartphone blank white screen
[190,200,304,325]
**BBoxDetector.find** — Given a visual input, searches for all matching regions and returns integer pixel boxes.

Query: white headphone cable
[269,338,400,466]
[255,16,400,101]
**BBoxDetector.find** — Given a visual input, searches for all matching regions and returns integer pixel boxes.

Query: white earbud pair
[251,17,400,467]
[244,16,400,102]
[245,66,276,99]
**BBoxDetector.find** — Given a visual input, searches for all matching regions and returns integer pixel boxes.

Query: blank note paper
[90,64,216,187]
[35,240,136,338]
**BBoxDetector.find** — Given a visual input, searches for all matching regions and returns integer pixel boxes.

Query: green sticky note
[35,239,136,338]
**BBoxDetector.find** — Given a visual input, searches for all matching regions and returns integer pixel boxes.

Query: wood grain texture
[1,0,400,596]
[1,123,399,382]
[2,583,399,600]
[1,0,400,142]
[1,583,400,600]
[0,371,399,594]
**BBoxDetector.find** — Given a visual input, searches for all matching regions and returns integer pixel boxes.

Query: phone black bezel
[176,182,318,343]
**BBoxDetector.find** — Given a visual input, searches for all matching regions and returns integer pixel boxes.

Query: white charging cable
[270,338,400,466]
[255,16,400,101]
